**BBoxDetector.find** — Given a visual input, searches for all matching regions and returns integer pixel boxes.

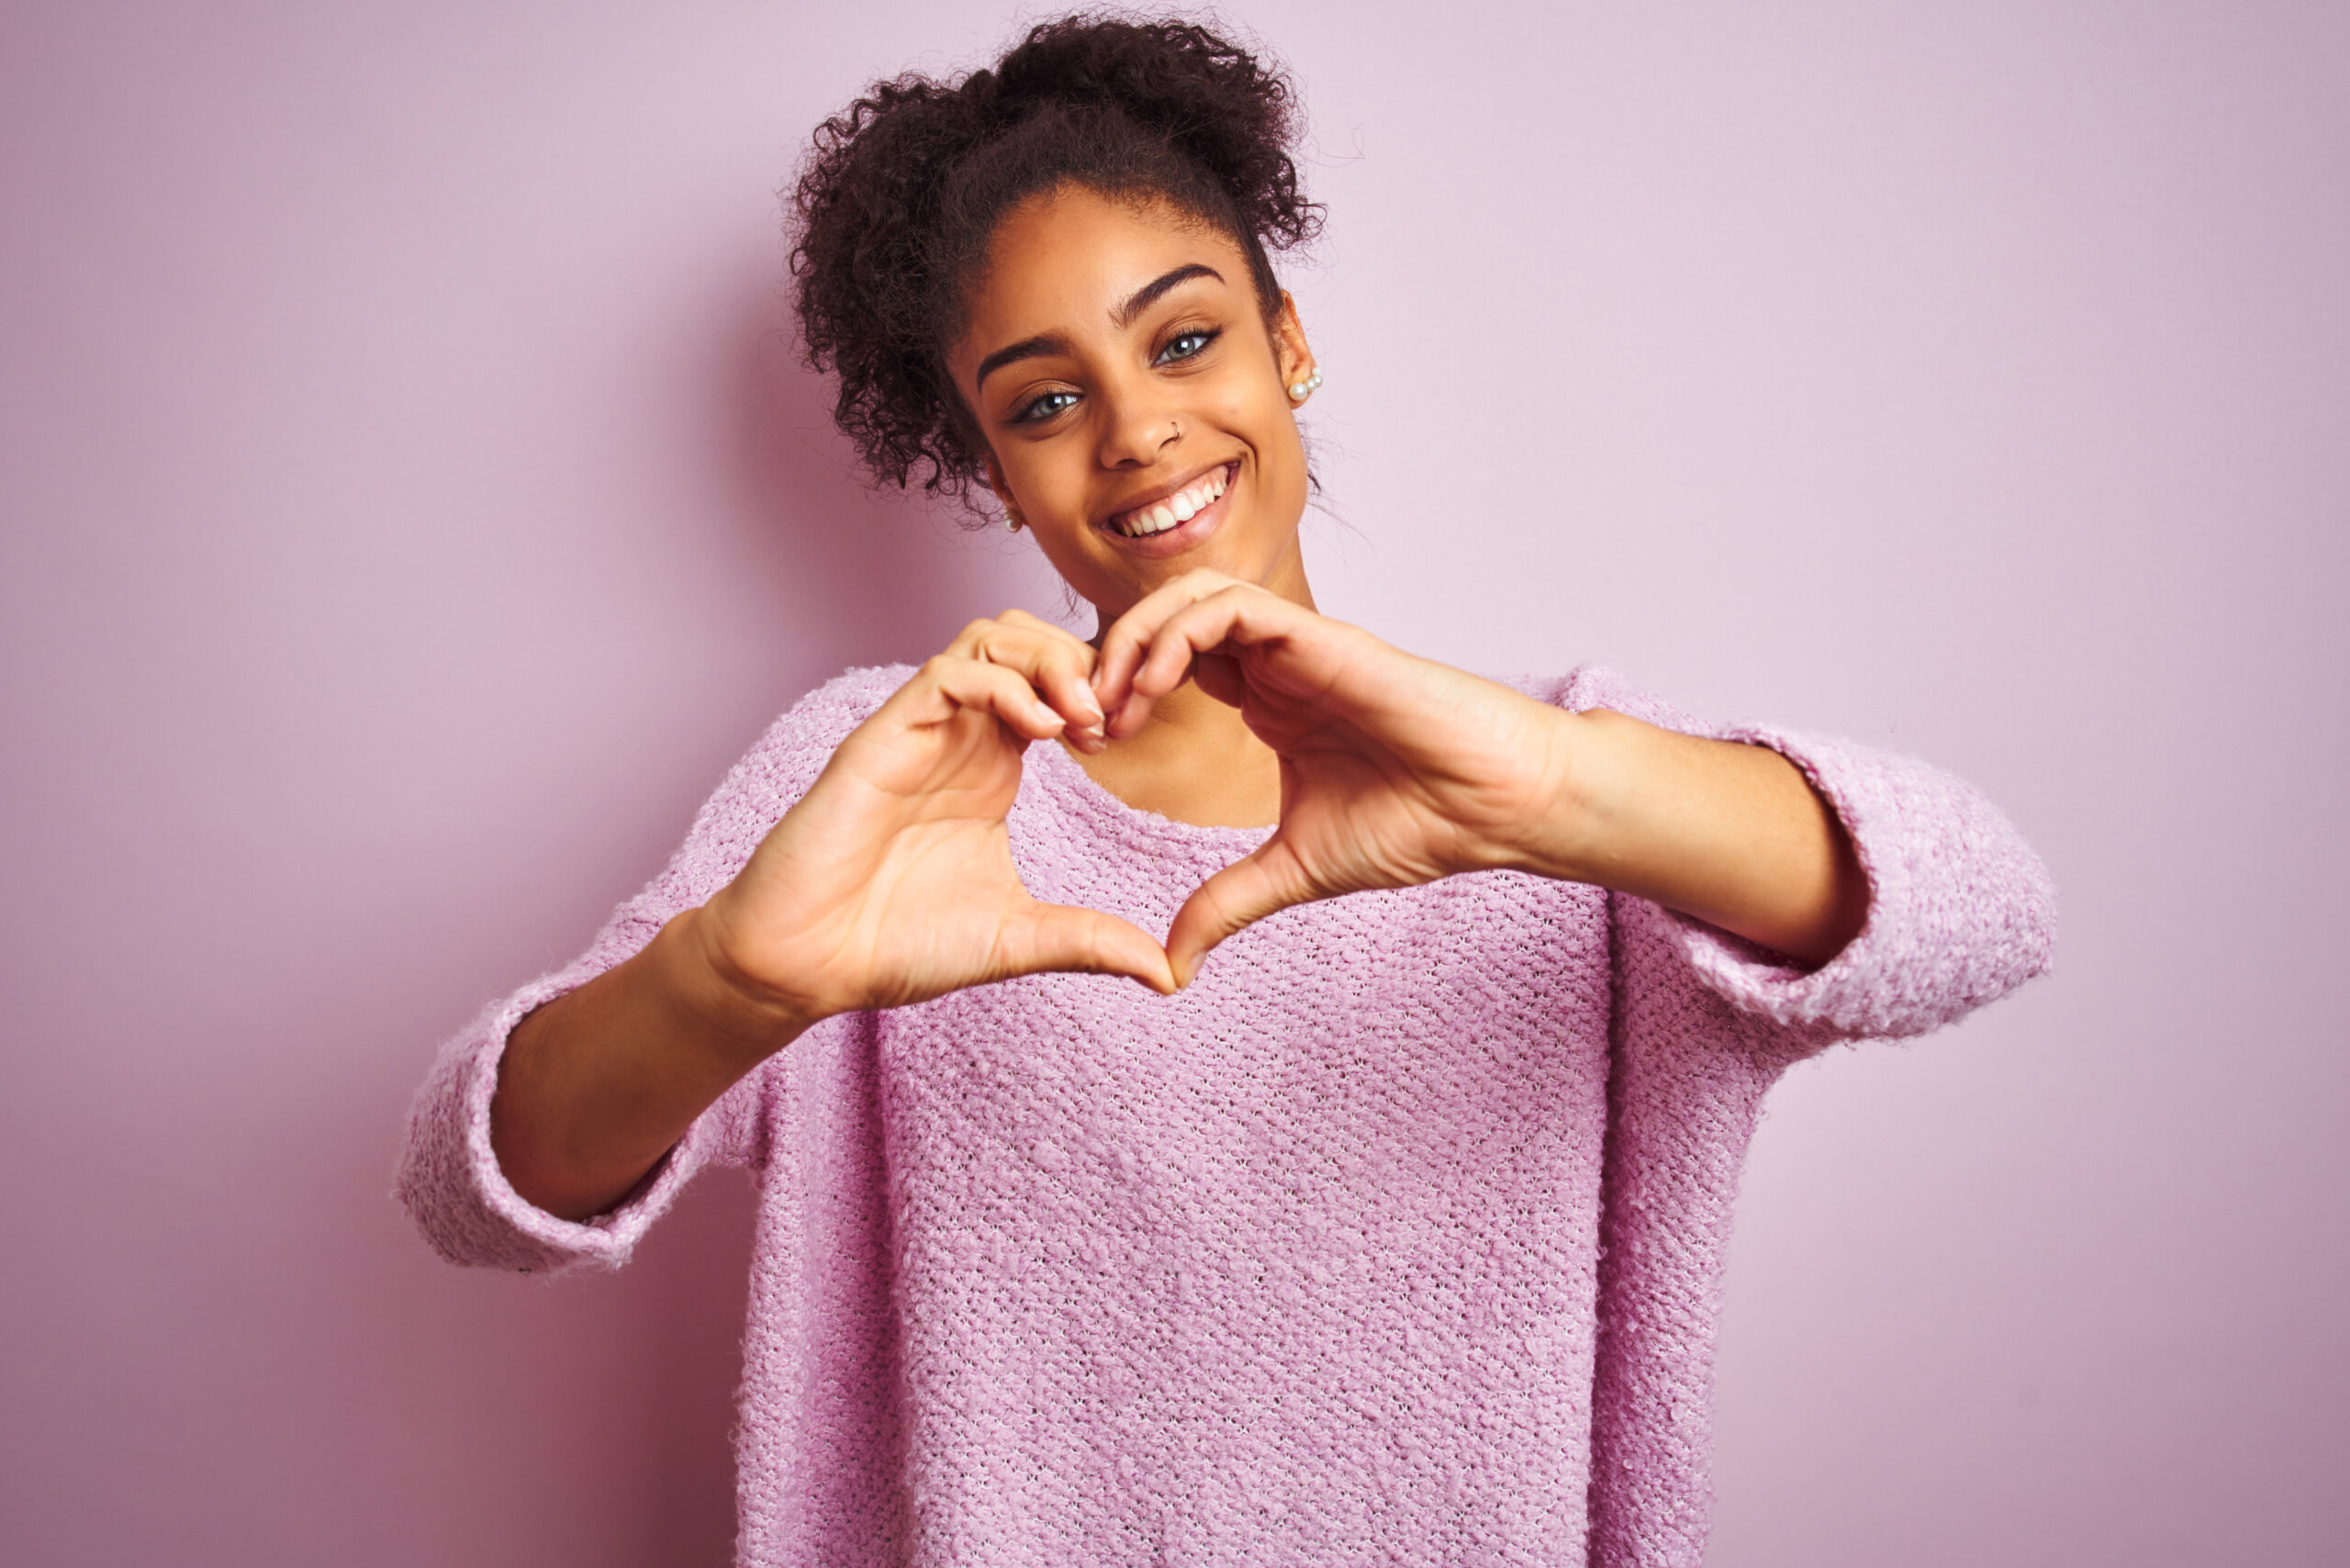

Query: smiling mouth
[1102,463,1236,539]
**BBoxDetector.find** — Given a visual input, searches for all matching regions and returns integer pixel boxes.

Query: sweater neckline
[1025,733,1276,856]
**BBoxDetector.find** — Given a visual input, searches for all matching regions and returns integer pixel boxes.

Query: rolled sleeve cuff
[397,964,717,1275]
[1640,720,2056,1046]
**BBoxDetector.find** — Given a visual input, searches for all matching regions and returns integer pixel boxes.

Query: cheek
[996,449,1080,527]
[1240,388,1308,477]
[1202,374,1292,458]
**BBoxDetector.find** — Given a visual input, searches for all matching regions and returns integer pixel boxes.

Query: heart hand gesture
[498,577,1856,1218]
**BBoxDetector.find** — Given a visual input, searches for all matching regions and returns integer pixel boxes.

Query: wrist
[654,905,820,1067]
[1504,705,1619,884]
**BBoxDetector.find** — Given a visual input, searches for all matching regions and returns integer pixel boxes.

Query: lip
[1095,460,1239,557]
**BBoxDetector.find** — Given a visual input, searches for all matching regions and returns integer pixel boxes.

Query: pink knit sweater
[398,664,2053,1567]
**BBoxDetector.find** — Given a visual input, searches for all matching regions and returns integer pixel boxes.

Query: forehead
[954,186,1251,359]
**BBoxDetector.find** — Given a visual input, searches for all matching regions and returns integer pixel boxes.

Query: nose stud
[1288,369,1325,402]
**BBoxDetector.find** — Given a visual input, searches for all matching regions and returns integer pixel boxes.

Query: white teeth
[1112,466,1233,537]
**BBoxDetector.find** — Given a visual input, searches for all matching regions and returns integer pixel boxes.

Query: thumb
[1002,902,1179,995]
[1165,837,1316,989]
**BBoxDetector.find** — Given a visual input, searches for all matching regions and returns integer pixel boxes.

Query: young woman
[401,17,2053,1565]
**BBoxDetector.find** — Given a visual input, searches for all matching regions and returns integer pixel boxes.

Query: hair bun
[989,18,1312,248]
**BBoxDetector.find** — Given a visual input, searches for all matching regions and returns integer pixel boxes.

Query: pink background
[4,2,2344,1563]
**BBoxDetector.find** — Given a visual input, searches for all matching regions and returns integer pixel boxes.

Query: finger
[1091,569,1247,720]
[992,607,1089,647]
[951,614,1106,748]
[1164,837,1317,988]
[988,608,1100,689]
[914,655,1068,742]
[1002,902,1179,995]
[1192,652,1246,710]
[949,609,1096,674]
[1112,587,1323,737]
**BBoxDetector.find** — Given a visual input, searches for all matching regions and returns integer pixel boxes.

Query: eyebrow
[1113,263,1223,327]
[971,263,1227,390]
[974,332,1072,389]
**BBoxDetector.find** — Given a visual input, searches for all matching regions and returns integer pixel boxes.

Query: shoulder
[738,663,913,787]
[767,663,914,747]
[675,664,914,856]
[1494,665,1710,737]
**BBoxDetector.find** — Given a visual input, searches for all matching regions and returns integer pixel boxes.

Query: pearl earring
[1005,513,1023,532]
[1288,368,1325,402]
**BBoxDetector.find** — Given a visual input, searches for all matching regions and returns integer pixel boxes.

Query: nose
[1093,372,1180,470]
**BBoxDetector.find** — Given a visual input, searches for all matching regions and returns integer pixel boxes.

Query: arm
[487,613,1172,1222]
[1088,572,1962,985]
[394,677,881,1271]
[489,907,814,1222]
[1516,706,1869,966]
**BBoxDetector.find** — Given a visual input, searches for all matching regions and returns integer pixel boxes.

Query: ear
[1270,290,1316,391]
[979,452,1030,532]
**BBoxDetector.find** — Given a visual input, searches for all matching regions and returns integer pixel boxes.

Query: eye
[1156,328,1220,364]
[1013,389,1080,424]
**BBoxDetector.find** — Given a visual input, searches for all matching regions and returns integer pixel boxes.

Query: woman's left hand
[1091,570,1870,984]
[1091,571,1583,985]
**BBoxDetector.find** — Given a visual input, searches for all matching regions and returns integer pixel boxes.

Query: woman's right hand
[493,611,1172,1221]
[688,610,1178,1043]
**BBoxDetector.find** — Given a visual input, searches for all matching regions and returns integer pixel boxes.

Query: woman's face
[947,185,1318,624]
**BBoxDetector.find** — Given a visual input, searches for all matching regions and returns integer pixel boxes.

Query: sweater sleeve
[1556,665,2056,1050]
[393,666,910,1275]
[1556,665,2055,1566]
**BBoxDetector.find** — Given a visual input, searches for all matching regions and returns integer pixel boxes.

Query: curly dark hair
[789,12,1322,508]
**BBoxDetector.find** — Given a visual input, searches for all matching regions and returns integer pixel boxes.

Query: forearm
[490,906,811,1221]
[1527,708,1869,966]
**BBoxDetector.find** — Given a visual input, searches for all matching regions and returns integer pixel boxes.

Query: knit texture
[397,664,2055,1567]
